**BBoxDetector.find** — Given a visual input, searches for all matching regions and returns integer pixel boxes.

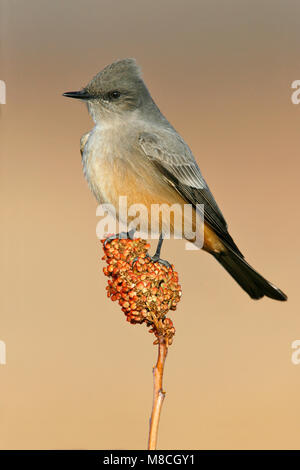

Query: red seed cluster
[102,237,182,345]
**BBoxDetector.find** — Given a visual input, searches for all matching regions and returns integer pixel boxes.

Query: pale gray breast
[80,123,138,204]
[81,126,111,203]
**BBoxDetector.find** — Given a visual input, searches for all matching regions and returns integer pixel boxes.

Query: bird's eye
[107,90,121,100]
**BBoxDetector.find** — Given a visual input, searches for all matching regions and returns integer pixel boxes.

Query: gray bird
[63,58,287,301]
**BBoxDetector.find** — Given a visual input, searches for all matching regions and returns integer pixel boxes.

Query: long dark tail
[212,245,287,301]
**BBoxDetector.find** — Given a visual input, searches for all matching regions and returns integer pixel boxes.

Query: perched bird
[63,58,287,301]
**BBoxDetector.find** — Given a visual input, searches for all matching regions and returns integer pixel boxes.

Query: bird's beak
[62,89,92,100]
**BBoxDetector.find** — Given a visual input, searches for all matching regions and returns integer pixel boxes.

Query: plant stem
[148,337,168,450]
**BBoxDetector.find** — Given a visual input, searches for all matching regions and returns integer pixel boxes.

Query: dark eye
[107,90,121,100]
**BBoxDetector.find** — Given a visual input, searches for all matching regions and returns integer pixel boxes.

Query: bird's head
[63,58,152,122]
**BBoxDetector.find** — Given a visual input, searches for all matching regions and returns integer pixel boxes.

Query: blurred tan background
[0,0,299,449]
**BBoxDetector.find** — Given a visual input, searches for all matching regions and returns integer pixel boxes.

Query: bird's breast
[82,125,131,205]
[82,124,172,205]
[81,124,192,236]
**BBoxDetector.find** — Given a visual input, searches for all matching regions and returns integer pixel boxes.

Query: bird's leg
[146,233,172,269]
[103,228,136,247]
[151,232,164,260]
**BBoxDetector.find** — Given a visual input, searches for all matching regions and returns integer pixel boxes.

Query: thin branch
[148,337,168,450]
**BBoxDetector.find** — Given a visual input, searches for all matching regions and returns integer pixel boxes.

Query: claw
[103,234,118,248]
[146,253,172,270]
[132,253,172,270]
[134,232,173,270]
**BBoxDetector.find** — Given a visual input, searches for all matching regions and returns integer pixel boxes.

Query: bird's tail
[212,245,287,301]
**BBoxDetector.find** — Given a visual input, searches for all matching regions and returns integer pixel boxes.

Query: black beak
[62,89,92,100]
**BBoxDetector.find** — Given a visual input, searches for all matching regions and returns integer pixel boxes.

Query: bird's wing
[138,130,242,255]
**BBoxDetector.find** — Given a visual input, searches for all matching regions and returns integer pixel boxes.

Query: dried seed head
[101,236,182,345]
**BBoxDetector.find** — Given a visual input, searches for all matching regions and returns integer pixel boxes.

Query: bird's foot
[103,229,135,247]
[131,253,172,269]
[132,233,172,269]
[145,253,172,270]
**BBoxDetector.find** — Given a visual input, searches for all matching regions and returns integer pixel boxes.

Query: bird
[63,58,287,301]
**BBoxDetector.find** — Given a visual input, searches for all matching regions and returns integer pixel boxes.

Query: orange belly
[88,153,225,254]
